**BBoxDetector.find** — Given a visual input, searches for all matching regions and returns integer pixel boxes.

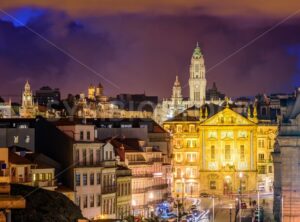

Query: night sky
[0,1,300,101]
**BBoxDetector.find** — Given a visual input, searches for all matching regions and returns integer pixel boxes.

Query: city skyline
[0,2,299,100]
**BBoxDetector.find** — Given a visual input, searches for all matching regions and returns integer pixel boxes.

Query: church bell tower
[189,42,206,106]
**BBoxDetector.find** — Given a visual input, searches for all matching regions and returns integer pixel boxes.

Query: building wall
[116,175,131,219]
[164,107,277,198]
[126,151,170,217]
[274,113,300,222]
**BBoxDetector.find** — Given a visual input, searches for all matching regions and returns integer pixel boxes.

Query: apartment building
[111,138,171,218]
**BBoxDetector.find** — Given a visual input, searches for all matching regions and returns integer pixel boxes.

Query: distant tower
[88,84,96,100]
[20,80,36,117]
[95,82,104,98]
[171,75,183,106]
[22,80,34,108]
[189,42,206,106]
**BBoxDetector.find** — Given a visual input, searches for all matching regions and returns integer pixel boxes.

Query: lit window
[176,153,182,162]
[96,149,101,164]
[225,145,231,161]
[89,149,94,165]
[240,145,245,161]
[90,194,94,208]
[176,168,182,177]
[75,149,79,163]
[238,131,247,138]
[75,173,80,186]
[189,125,195,132]
[97,194,101,206]
[83,195,88,208]
[176,182,182,193]
[210,181,216,190]
[268,166,273,173]
[258,166,266,174]
[187,153,196,162]
[82,149,87,165]
[90,173,94,185]
[83,174,87,186]
[211,146,215,160]
[176,125,182,133]
[221,131,233,139]
[258,153,265,162]
[208,131,217,139]
[258,139,265,148]
[97,173,101,184]
[187,139,196,148]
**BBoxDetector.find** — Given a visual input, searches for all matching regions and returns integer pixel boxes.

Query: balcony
[11,176,32,184]
[148,184,168,191]
[132,173,153,178]
[102,185,117,194]
[132,188,146,194]
[258,159,266,163]
[33,180,57,188]
[149,158,163,163]
[128,161,151,165]
[100,160,116,168]
[75,160,116,168]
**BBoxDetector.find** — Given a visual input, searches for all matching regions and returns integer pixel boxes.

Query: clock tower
[189,42,206,106]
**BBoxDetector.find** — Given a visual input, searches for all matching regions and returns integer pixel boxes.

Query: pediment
[200,108,255,126]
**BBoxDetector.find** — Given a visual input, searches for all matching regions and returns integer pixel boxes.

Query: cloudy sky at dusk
[0,1,300,101]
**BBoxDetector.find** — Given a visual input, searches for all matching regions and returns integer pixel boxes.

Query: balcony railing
[258,159,266,163]
[132,173,153,178]
[11,176,32,183]
[132,188,146,194]
[148,184,169,191]
[33,180,57,188]
[102,185,117,194]
[150,158,163,162]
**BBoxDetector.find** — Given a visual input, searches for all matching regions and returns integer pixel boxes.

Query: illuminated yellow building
[163,102,277,197]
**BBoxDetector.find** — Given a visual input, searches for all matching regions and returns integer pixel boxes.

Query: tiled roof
[9,152,33,165]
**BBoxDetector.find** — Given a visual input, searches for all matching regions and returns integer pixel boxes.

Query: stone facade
[163,103,277,198]
[273,90,300,222]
